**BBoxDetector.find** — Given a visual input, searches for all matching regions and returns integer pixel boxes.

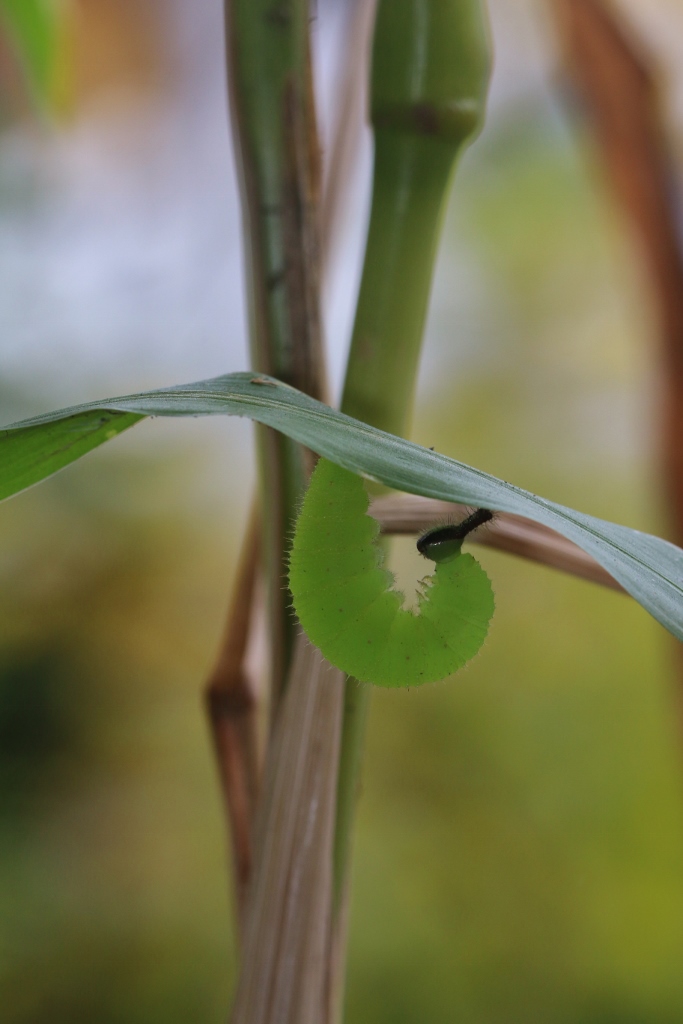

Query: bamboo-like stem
[209,2,375,929]
[372,493,624,592]
[340,132,462,431]
[331,1,492,1016]
[209,0,362,950]
[229,635,345,1023]
[205,510,263,934]
[224,3,351,1019]
[213,0,318,936]
[226,0,326,702]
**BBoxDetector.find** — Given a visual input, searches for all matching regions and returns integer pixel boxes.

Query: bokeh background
[2,0,683,1021]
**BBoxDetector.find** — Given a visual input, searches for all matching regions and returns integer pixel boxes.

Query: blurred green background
[2,0,683,1021]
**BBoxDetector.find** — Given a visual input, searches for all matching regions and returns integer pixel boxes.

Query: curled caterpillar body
[289,459,495,688]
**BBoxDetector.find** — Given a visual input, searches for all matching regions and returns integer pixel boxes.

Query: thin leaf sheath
[341,0,491,432]
[334,0,493,940]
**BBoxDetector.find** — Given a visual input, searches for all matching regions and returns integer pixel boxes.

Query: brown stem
[226,0,326,704]
[553,0,683,545]
[205,510,263,932]
[212,0,328,940]
[371,493,624,592]
[216,8,345,1015]
[229,635,345,1024]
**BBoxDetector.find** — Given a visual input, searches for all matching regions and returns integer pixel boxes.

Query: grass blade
[1,372,681,640]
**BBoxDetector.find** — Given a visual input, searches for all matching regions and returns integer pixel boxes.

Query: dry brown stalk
[208,0,375,957]
[205,510,263,931]
[225,0,327,703]
[229,635,345,1024]
[371,493,625,593]
[211,0,331,948]
[553,0,683,545]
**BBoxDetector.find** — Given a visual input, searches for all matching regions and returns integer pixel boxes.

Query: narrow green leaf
[0,409,143,500]
[1,371,681,642]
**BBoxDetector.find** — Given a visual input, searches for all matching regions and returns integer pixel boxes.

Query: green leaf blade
[0,371,681,643]
[0,409,143,501]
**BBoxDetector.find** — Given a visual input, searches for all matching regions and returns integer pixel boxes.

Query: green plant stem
[225,0,325,698]
[341,131,458,433]
[332,0,492,933]
[332,131,461,910]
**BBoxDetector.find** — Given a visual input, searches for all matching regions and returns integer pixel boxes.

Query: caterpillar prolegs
[289,458,495,688]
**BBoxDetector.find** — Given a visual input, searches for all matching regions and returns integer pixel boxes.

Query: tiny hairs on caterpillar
[289,458,495,688]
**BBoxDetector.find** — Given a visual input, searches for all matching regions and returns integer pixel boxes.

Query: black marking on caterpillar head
[417,508,493,562]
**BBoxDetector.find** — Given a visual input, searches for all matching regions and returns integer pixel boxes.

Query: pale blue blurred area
[0,0,246,409]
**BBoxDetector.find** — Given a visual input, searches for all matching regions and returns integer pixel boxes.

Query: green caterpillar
[289,458,495,688]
